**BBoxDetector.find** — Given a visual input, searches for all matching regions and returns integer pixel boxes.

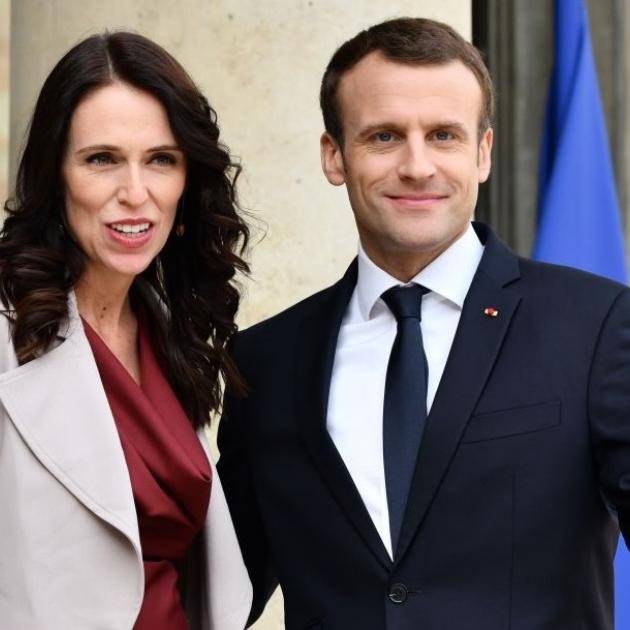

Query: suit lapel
[395,225,522,564]
[0,298,140,551]
[296,260,392,569]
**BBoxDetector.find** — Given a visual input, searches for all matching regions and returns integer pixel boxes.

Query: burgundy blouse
[83,320,211,630]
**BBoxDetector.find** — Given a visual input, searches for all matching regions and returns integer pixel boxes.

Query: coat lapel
[394,225,522,564]
[196,430,253,630]
[296,260,392,570]
[0,297,141,551]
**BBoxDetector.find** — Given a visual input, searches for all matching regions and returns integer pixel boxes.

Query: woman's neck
[73,270,136,335]
[74,274,142,384]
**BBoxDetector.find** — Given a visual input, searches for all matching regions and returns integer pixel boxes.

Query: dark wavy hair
[320,17,495,146]
[0,31,249,427]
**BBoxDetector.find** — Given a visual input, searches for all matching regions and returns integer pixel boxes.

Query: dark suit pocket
[302,618,324,629]
[461,399,561,443]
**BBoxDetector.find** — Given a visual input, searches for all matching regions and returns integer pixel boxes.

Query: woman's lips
[106,220,154,247]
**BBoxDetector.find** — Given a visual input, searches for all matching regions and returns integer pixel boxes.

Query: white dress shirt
[326,223,484,558]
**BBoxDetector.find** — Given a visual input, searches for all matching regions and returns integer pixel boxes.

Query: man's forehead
[336,54,483,127]
[339,53,480,95]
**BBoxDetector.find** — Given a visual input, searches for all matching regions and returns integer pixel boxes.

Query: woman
[0,32,252,629]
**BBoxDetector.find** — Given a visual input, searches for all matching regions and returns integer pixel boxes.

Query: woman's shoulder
[0,310,18,374]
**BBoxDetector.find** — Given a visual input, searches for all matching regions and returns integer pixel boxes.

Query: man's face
[321,53,492,281]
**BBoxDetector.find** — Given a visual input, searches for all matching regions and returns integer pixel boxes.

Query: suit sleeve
[589,287,630,550]
[217,389,279,626]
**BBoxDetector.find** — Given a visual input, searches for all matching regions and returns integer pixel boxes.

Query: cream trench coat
[0,296,252,630]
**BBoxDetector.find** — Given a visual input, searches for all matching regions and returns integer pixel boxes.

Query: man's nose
[397,140,437,181]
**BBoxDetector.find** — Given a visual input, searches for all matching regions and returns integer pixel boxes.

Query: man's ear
[320,132,346,186]
[477,126,493,183]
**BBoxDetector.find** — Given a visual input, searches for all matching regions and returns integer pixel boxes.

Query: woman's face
[62,81,186,289]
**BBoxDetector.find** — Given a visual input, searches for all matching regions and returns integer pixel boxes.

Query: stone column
[0,0,9,205]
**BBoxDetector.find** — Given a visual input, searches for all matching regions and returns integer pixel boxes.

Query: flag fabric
[532,0,629,625]
[533,0,627,282]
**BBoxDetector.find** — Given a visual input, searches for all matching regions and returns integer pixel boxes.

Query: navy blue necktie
[381,284,430,553]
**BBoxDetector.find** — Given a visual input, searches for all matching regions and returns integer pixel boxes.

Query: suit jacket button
[388,582,408,604]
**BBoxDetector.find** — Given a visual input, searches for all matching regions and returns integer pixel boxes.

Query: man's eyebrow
[431,121,469,136]
[355,122,406,140]
[354,120,471,140]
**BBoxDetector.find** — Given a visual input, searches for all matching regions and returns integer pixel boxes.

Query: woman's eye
[151,154,176,166]
[87,153,113,166]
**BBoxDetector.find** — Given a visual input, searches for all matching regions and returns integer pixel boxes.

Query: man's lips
[385,193,449,208]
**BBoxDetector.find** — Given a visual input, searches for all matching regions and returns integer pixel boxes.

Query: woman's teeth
[110,223,150,236]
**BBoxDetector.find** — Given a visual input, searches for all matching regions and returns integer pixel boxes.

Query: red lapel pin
[483,307,499,318]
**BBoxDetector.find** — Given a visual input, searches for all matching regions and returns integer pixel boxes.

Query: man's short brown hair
[320,17,495,145]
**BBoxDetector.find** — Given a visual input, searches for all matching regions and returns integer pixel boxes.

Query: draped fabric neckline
[82,318,211,630]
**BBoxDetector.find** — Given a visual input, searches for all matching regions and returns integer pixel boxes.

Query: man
[218,17,630,630]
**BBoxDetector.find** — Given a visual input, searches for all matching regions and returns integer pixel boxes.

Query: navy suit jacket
[218,223,630,630]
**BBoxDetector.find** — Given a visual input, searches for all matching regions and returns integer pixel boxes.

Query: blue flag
[533,0,629,625]
[534,0,627,282]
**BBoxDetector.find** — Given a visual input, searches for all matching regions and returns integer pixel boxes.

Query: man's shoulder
[508,255,630,329]
[477,222,628,299]
[475,221,625,293]
[238,281,340,346]
[236,260,357,352]
[517,255,628,297]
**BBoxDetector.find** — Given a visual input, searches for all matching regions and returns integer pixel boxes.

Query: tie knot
[381,284,428,321]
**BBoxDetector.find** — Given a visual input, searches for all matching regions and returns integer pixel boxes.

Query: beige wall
[8,2,470,628]
[10,0,470,326]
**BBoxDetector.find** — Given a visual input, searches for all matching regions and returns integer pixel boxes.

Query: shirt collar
[356,222,484,321]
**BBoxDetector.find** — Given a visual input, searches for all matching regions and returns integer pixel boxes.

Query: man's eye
[375,132,394,142]
[435,130,453,141]
[87,153,113,166]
